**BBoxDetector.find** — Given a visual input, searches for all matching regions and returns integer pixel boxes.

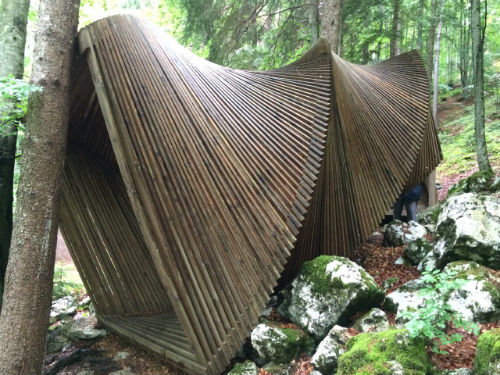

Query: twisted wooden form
[60,15,441,374]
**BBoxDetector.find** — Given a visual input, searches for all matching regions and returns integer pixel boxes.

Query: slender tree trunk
[459,1,471,100]
[426,0,437,81]
[432,0,445,130]
[318,0,343,54]
[390,0,401,57]
[0,0,30,299]
[0,0,80,373]
[417,0,425,54]
[471,0,491,171]
[309,0,319,45]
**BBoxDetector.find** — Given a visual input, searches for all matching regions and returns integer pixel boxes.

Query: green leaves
[401,267,480,354]
[0,75,41,132]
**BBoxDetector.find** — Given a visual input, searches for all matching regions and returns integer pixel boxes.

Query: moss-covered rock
[228,360,258,375]
[311,325,354,375]
[444,262,500,323]
[337,329,433,375]
[250,323,313,365]
[354,308,390,333]
[433,193,500,269]
[384,279,426,315]
[384,221,427,247]
[418,204,442,232]
[278,256,385,340]
[404,238,434,265]
[261,362,290,375]
[490,176,500,193]
[472,328,500,375]
[447,170,495,197]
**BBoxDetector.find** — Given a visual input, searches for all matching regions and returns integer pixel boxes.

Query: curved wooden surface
[60,15,441,374]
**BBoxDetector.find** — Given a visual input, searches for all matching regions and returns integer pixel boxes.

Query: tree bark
[390,0,401,57]
[417,0,425,54]
[0,0,80,373]
[309,0,319,45]
[426,0,437,81]
[471,0,491,171]
[432,0,445,130]
[0,0,30,297]
[459,0,471,100]
[318,0,343,54]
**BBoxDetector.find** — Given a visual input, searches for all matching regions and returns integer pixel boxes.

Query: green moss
[337,329,434,375]
[447,170,495,198]
[300,255,336,295]
[473,328,500,375]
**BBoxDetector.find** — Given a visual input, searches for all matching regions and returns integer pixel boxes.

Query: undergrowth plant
[399,267,480,354]
[0,74,41,132]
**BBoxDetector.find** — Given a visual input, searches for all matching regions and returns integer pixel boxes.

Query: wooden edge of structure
[61,14,442,374]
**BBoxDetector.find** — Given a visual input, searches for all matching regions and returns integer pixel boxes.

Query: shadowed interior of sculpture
[60,14,441,374]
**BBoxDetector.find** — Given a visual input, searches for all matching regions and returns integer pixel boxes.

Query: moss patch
[447,170,495,197]
[228,360,258,375]
[337,329,433,375]
[473,328,500,375]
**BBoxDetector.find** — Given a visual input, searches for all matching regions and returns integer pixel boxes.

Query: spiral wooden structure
[60,15,441,374]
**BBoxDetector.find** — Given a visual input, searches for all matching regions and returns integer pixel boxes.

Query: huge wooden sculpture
[60,15,441,374]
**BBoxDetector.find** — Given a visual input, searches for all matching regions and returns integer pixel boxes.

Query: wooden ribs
[60,15,441,374]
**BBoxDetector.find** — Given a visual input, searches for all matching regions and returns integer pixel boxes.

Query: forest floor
[48,92,500,374]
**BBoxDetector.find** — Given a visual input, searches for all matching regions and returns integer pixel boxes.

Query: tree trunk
[0,0,30,298]
[309,0,319,45]
[318,0,343,54]
[426,0,437,81]
[471,0,491,171]
[459,0,471,100]
[417,0,425,54]
[0,0,80,373]
[432,0,445,130]
[390,0,401,57]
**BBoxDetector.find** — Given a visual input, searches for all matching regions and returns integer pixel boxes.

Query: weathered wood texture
[60,15,441,374]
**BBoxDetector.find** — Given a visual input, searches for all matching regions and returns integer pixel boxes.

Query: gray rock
[278,256,385,340]
[108,368,136,375]
[417,251,438,272]
[354,308,389,333]
[394,257,409,265]
[51,296,77,320]
[441,368,472,375]
[66,315,107,340]
[433,193,500,269]
[228,360,258,375]
[384,220,427,247]
[250,323,313,365]
[46,329,71,353]
[404,237,433,265]
[384,279,426,315]
[444,262,500,323]
[311,325,353,375]
[113,351,130,361]
[491,176,500,192]
[76,371,95,375]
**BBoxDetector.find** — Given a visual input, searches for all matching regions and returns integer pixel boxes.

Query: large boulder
[444,262,500,323]
[473,328,500,375]
[404,238,434,265]
[447,170,495,197]
[384,279,426,316]
[354,308,390,333]
[279,256,385,340]
[65,315,107,340]
[433,193,500,269]
[384,221,427,247]
[311,325,354,375]
[336,329,433,375]
[250,323,313,365]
